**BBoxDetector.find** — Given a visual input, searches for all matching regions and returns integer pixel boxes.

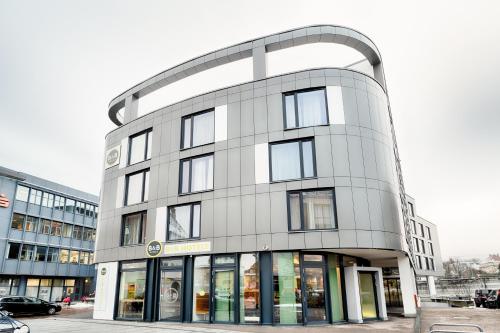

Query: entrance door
[159,270,182,321]
[384,278,403,308]
[358,272,378,320]
[212,269,235,323]
[303,266,327,323]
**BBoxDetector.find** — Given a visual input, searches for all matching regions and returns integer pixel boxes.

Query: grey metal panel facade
[96,67,406,263]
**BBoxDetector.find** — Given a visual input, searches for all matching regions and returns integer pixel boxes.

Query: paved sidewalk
[420,306,500,333]
[20,316,414,333]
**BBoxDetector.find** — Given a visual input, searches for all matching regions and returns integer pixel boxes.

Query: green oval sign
[147,240,162,257]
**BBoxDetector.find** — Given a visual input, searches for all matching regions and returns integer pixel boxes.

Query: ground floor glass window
[327,254,344,321]
[117,261,147,320]
[239,253,260,323]
[272,252,303,324]
[192,256,210,322]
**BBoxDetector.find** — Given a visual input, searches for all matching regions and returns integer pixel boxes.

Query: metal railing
[430,323,484,333]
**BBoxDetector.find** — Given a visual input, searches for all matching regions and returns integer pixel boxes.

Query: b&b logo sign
[0,194,9,209]
[147,240,162,258]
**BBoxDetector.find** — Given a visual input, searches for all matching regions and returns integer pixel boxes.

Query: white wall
[93,261,119,320]
[214,104,227,142]
[327,86,345,124]
[155,206,167,241]
[398,256,418,317]
[254,143,269,184]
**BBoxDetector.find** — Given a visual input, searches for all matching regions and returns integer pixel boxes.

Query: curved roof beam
[109,24,384,126]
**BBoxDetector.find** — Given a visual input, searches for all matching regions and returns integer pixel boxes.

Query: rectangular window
[117,261,147,320]
[50,221,62,237]
[41,192,54,208]
[85,205,94,218]
[168,203,201,240]
[79,252,90,265]
[15,185,29,202]
[426,226,432,240]
[273,252,303,324]
[128,128,153,165]
[429,242,434,256]
[416,255,422,269]
[179,154,214,194]
[69,250,79,264]
[25,216,38,232]
[288,189,337,231]
[7,243,21,259]
[75,202,85,215]
[72,226,82,240]
[121,212,147,246]
[239,253,260,323]
[47,248,59,262]
[59,249,69,264]
[35,246,47,262]
[39,219,51,235]
[420,239,426,254]
[125,169,150,205]
[65,199,75,214]
[283,88,328,129]
[192,256,210,322]
[94,206,99,219]
[83,228,93,241]
[412,220,417,234]
[54,196,65,211]
[270,138,315,182]
[408,202,415,217]
[20,244,34,261]
[29,189,42,205]
[419,223,424,237]
[62,224,72,238]
[430,258,435,271]
[181,110,215,149]
[413,237,420,253]
[11,213,25,231]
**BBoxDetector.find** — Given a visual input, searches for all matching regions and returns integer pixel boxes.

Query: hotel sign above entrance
[146,240,211,257]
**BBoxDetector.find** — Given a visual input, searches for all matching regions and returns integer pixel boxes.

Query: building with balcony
[94,25,419,324]
[0,166,98,301]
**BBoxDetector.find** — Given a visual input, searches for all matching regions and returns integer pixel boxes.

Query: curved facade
[94,25,417,324]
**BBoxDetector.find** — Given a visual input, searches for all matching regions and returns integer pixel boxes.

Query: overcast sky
[1,0,499,260]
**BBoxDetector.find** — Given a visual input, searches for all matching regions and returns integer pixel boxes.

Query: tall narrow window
[168,203,201,240]
[429,242,434,256]
[128,128,153,165]
[283,88,328,129]
[273,252,303,324]
[270,139,316,182]
[179,154,214,194]
[288,189,337,230]
[181,110,215,149]
[125,169,150,205]
[15,185,29,202]
[426,226,432,240]
[117,261,147,320]
[192,256,210,322]
[121,212,147,246]
[239,253,260,323]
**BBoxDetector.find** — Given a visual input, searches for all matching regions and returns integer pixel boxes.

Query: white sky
[1,0,499,260]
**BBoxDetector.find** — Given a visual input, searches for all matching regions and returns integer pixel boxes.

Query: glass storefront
[239,253,260,324]
[272,252,303,324]
[192,256,210,322]
[327,254,344,321]
[159,259,183,321]
[0,278,19,296]
[117,261,147,320]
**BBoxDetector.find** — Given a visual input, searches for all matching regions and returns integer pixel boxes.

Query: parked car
[485,289,500,309]
[0,310,29,332]
[474,289,492,307]
[0,296,61,316]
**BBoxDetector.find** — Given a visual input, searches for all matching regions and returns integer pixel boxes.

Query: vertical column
[343,266,362,323]
[259,252,273,324]
[123,94,139,124]
[144,258,157,322]
[252,46,267,81]
[18,276,27,296]
[427,275,437,296]
[183,256,194,322]
[397,256,417,317]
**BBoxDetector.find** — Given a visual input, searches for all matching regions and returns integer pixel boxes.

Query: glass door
[159,270,182,321]
[303,267,327,322]
[358,272,378,320]
[212,269,235,323]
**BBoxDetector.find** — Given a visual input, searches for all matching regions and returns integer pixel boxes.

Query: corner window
[29,189,42,205]
[408,202,415,217]
[270,138,316,182]
[7,243,21,259]
[179,154,214,194]
[85,205,95,218]
[15,185,29,202]
[128,129,153,165]
[121,212,147,246]
[288,189,337,231]
[283,88,328,129]
[181,110,215,149]
[11,213,25,231]
[168,203,201,240]
[125,169,150,205]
